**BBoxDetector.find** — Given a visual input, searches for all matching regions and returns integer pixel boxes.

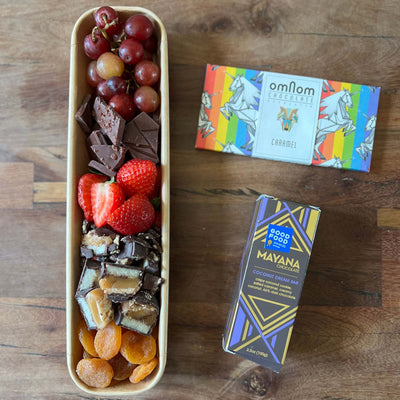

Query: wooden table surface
[1,0,400,399]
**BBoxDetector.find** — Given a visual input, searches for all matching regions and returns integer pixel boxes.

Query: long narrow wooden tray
[66,6,170,396]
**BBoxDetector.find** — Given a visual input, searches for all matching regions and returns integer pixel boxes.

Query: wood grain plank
[378,209,400,228]
[33,182,66,203]
[382,230,400,307]
[0,162,33,209]
[0,204,66,297]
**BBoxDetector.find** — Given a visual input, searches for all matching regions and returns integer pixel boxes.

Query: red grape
[124,15,154,42]
[134,60,160,86]
[143,36,157,53]
[109,93,136,121]
[107,76,127,96]
[96,52,125,79]
[87,60,105,87]
[119,38,143,65]
[94,6,120,36]
[141,50,153,61]
[96,80,114,101]
[83,31,110,60]
[133,86,160,113]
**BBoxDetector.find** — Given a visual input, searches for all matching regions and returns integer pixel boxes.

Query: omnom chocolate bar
[195,64,381,172]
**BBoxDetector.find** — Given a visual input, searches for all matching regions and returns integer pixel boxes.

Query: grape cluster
[84,6,161,120]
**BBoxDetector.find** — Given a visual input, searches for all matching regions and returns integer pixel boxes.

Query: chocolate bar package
[195,64,380,172]
[223,195,321,373]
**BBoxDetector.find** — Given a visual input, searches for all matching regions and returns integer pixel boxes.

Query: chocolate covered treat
[142,273,164,295]
[117,235,149,261]
[75,93,95,134]
[81,227,121,257]
[115,291,159,335]
[99,262,143,302]
[93,96,125,145]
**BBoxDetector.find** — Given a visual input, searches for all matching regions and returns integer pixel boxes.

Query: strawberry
[91,180,125,227]
[77,173,108,222]
[107,193,155,235]
[116,159,157,197]
[149,165,161,199]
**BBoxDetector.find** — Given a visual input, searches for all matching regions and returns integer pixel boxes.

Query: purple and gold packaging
[223,195,321,372]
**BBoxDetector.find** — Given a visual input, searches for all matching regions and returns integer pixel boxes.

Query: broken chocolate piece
[93,96,125,145]
[88,160,117,178]
[75,94,95,134]
[99,262,143,302]
[87,130,108,160]
[142,251,160,275]
[117,235,149,260]
[142,273,164,295]
[91,145,127,171]
[123,112,159,163]
[115,291,159,335]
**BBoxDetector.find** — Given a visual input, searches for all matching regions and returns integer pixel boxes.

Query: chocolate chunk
[115,291,159,335]
[91,145,127,171]
[124,143,160,164]
[99,262,143,302]
[75,94,95,134]
[93,96,125,145]
[142,251,160,274]
[118,236,149,260]
[88,160,117,178]
[138,229,162,253]
[87,130,108,146]
[123,112,160,163]
[142,273,164,295]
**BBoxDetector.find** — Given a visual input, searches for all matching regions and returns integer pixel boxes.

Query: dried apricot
[108,353,135,381]
[78,319,98,357]
[76,358,113,388]
[120,331,156,364]
[129,357,158,383]
[94,320,122,360]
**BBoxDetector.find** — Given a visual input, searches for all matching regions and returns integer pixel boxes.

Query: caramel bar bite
[99,262,143,302]
[115,291,159,336]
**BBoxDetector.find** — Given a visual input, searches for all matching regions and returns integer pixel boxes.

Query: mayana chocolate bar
[223,195,320,373]
[195,64,381,172]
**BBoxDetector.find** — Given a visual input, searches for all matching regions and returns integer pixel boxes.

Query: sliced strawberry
[107,193,155,235]
[91,181,125,227]
[116,159,157,198]
[77,173,108,222]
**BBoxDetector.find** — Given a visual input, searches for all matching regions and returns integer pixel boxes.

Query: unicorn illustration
[314,89,357,160]
[319,156,351,169]
[197,91,220,138]
[216,140,244,155]
[220,73,261,152]
[356,114,376,161]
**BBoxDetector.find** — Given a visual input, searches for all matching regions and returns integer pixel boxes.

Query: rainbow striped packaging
[195,64,381,172]
[223,195,321,373]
